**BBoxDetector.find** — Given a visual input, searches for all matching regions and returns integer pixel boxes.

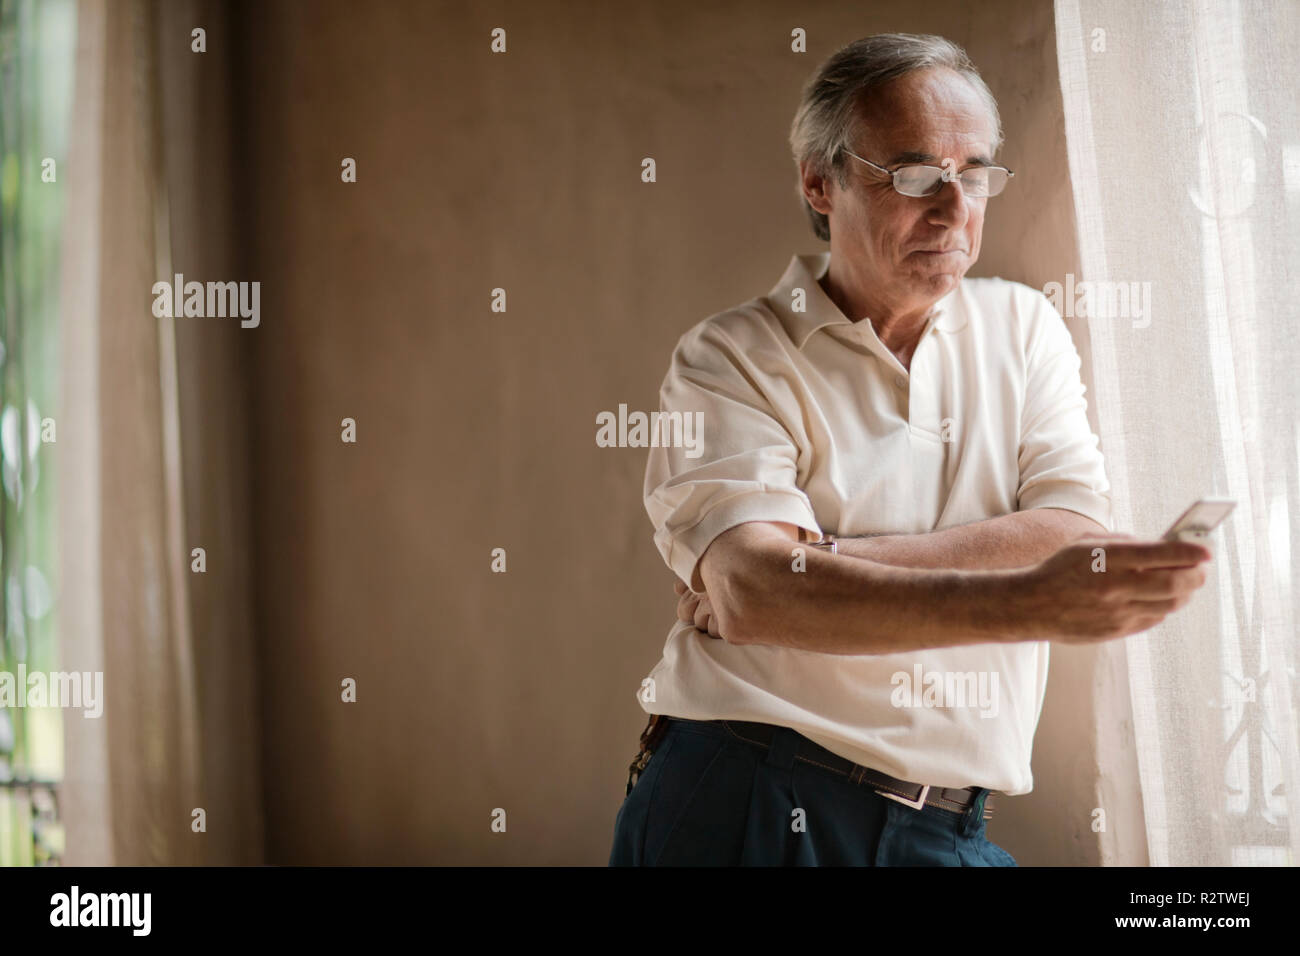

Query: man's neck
[818,264,941,363]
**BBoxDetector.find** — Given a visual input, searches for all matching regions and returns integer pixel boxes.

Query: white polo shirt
[641,251,1112,795]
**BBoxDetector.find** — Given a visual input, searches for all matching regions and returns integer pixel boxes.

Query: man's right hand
[1010,534,1212,644]
[674,579,721,638]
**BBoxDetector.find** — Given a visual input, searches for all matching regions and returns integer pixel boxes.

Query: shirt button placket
[893,372,909,420]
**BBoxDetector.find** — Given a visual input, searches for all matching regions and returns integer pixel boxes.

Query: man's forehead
[856,68,997,162]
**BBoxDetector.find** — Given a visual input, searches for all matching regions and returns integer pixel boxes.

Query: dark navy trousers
[608,717,1019,866]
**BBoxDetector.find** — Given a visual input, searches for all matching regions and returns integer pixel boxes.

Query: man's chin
[907,271,964,296]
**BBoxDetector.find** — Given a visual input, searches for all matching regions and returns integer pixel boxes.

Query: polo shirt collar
[768,252,966,350]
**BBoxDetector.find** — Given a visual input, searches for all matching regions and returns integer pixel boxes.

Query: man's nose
[925,179,970,228]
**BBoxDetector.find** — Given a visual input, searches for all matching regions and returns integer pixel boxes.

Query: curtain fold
[59,0,198,866]
[59,0,261,865]
[1056,0,1299,865]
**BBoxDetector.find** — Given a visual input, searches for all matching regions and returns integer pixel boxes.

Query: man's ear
[800,161,833,217]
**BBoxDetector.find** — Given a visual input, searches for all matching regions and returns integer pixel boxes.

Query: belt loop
[765,727,799,771]
[959,789,989,837]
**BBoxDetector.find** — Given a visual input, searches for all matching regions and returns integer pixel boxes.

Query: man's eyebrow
[885,150,996,166]
[887,150,937,165]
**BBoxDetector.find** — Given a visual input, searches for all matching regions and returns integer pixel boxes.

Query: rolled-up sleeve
[644,322,822,592]
[1016,296,1113,532]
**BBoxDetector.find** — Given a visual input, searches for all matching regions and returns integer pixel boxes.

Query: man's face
[814,68,998,312]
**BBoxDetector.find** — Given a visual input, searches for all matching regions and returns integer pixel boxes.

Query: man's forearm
[696,516,1205,656]
[835,508,1106,570]
[700,523,1030,655]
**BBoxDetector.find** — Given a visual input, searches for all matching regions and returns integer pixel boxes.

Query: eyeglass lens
[893,165,1009,198]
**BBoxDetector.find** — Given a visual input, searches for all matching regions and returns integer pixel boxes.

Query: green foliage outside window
[0,0,76,867]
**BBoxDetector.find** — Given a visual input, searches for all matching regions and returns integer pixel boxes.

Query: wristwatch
[798,527,838,554]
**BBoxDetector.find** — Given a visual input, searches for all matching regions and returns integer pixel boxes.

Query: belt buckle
[875,783,930,810]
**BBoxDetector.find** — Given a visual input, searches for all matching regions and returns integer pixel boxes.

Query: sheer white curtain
[60,0,263,864]
[1055,0,1299,865]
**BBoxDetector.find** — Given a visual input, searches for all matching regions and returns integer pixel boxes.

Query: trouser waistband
[660,716,997,821]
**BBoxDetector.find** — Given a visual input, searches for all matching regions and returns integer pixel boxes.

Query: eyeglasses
[841,148,1014,198]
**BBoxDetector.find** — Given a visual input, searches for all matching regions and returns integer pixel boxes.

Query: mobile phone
[1162,498,1236,541]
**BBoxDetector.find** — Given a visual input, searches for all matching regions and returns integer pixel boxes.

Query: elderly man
[607,33,1210,866]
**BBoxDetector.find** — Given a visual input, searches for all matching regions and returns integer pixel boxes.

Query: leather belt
[670,717,996,821]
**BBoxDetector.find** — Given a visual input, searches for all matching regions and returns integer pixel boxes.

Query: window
[0,0,76,867]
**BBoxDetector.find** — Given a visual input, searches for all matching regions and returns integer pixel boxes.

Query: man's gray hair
[788,33,1004,241]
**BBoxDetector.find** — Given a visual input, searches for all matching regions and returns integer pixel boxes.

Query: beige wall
[229,0,1142,864]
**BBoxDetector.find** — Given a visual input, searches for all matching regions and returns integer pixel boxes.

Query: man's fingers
[1117,565,1208,599]
[677,589,701,623]
[1089,539,1212,569]
[1125,596,1181,614]
[673,577,715,637]
[677,579,717,631]
[1075,533,1137,543]
[692,595,722,638]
